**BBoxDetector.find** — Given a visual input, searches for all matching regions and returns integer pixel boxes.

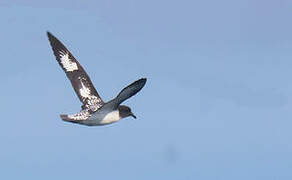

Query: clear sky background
[1,0,292,179]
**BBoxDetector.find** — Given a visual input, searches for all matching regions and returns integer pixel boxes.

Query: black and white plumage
[47,32,146,126]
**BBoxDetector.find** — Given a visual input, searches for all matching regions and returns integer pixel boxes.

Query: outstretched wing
[47,32,104,111]
[113,78,147,108]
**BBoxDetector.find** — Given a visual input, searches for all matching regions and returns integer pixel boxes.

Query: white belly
[100,110,121,124]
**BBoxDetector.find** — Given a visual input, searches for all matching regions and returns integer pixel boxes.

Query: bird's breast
[100,110,121,124]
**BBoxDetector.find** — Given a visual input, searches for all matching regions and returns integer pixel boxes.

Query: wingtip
[46,31,51,37]
[46,31,56,41]
[139,78,147,83]
[46,31,54,42]
[139,78,147,86]
[133,78,147,91]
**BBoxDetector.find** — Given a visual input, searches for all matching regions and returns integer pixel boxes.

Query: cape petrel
[47,32,146,126]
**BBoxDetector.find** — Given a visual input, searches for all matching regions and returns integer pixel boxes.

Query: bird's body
[63,102,123,126]
[47,32,146,126]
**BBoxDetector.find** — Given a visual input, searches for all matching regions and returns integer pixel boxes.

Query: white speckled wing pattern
[58,50,78,72]
[78,78,103,111]
[47,32,104,113]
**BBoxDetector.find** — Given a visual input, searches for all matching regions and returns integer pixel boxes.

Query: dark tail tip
[60,114,69,121]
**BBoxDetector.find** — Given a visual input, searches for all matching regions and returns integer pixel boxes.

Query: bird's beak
[130,113,137,119]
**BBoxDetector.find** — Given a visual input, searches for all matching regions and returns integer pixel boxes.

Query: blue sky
[1,0,292,179]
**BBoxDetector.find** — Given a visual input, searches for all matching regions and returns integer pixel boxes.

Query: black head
[118,105,136,119]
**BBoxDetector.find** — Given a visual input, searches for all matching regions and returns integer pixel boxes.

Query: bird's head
[118,105,136,119]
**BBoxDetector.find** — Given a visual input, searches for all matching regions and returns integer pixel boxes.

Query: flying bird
[47,32,146,126]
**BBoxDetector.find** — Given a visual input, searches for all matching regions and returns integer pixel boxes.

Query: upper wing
[113,78,147,108]
[47,32,104,111]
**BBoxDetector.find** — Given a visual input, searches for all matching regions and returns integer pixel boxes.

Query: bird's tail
[60,111,88,122]
[60,114,71,122]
